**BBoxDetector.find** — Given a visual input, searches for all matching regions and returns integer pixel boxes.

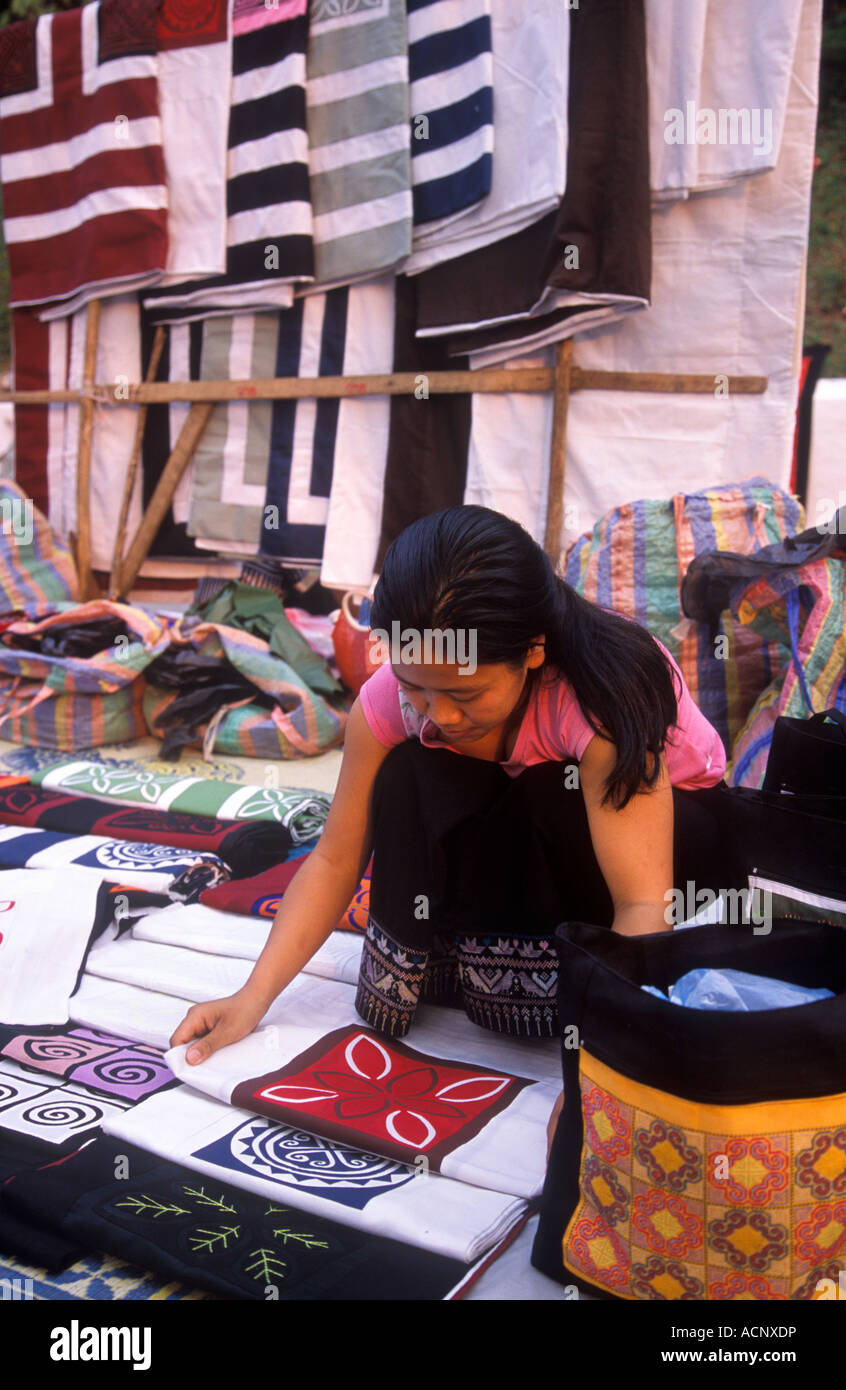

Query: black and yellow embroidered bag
[532,919,846,1301]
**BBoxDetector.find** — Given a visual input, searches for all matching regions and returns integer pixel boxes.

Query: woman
[172,506,731,1068]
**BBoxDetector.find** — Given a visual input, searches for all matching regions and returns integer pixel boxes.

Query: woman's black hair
[371,505,680,809]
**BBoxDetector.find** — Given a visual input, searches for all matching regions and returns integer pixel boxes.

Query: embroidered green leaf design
[182,1185,237,1213]
[272,1227,330,1250]
[115,1194,191,1219]
[246,1248,287,1282]
[188,1224,242,1254]
[264,1203,289,1216]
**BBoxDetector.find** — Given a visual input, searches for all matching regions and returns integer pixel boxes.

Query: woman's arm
[578,734,674,936]
[170,698,393,1060]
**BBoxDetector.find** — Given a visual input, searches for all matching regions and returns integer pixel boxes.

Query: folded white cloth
[0,868,104,1026]
[166,1020,559,1199]
[132,902,363,985]
[103,1086,526,1263]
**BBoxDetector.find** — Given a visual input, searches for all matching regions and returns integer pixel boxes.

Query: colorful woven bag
[0,600,169,750]
[564,479,803,753]
[0,479,77,619]
[728,558,846,788]
[143,620,347,760]
[533,918,846,1301]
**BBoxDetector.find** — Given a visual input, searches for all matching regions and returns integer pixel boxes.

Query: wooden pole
[108,325,166,598]
[544,339,574,562]
[0,368,768,407]
[74,299,101,599]
[118,401,214,596]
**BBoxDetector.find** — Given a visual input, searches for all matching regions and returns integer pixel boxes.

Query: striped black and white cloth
[143,1,312,324]
[408,0,493,226]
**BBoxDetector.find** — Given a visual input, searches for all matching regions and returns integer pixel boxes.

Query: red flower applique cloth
[167,1022,559,1199]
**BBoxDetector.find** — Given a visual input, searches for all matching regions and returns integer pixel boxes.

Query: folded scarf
[31,761,331,839]
[0,826,230,898]
[0,783,292,878]
[0,1134,474,1299]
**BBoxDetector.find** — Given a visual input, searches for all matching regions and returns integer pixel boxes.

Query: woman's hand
[169,987,268,1065]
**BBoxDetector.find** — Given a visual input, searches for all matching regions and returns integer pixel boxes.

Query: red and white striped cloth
[0,0,168,318]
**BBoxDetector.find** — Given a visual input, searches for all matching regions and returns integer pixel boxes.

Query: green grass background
[0,0,843,373]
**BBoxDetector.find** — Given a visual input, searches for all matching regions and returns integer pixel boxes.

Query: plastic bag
[642,967,834,1011]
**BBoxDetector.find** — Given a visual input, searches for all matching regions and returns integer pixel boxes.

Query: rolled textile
[104,1086,527,1264]
[0,783,294,878]
[198,855,371,934]
[0,825,230,897]
[0,1134,477,1300]
[31,761,332,839]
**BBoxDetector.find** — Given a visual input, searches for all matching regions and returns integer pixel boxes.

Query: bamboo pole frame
[1,355,768,583]
[73,298,101,600]
[0,367,768,408]
[108,324,166,598]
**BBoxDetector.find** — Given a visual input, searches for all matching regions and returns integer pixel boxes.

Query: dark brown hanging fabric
[415,0,651,358]
[375,274,472,569]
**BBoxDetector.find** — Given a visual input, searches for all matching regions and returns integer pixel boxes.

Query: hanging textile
[167,1022,556,1199]
[30,760,331,837]
[0,868,112,1025]
[407,0,493,226]
[9,311,68,518]
[0,0,167,317]
[49,296,145,572]
[155,0,230,283]
[375,273,471,567]
[646,0,804,203]
[461,0,820,557]
[182,277,394,578]
[402,0,567,275]
[0,1134,476,1300]
[0,1024,177,1104]
[306,0,412,286]
[0,784,293,878]
[414,0,651,364]
[104,1085,527,1263]
[144,0,311,323]
[0,825,231,896]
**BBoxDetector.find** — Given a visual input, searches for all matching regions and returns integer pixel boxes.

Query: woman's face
[392,643,545,745]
